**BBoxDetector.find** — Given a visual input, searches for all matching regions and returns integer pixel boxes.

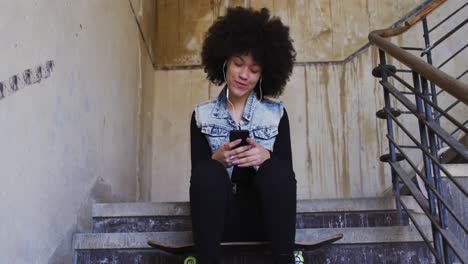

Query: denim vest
[194,87,284,175]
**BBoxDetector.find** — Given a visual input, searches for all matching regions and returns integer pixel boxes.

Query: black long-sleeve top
[190,109,293,171]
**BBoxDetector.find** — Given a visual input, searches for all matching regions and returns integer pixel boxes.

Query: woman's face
[225,53,262,101]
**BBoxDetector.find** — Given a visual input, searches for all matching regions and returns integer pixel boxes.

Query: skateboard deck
[148,233,343,263]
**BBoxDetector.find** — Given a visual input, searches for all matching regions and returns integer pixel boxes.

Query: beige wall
[144,0,468,202]
[130,0,158,202]
[150,0,423,66]
[0,0,150,263]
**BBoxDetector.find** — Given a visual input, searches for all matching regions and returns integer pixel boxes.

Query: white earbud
[223,60,240,129]
[259,78,263,101]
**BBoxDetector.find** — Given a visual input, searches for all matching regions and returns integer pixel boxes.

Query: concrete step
[440,164,468,176]
[92,197,424,233]
[92,196,421,218]
[73,226,433,250]
[93,210,413,233]
[75,243,434,264]
[387,163,468,196]
[73,226,434,263]
[442,132,468,163]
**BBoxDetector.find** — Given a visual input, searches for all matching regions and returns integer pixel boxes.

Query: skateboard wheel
[184,256,196,264]
[293,251,304,264]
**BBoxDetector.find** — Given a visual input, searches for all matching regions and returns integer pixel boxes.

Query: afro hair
[201,7,296,98]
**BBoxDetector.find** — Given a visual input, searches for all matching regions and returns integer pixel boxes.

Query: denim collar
[212,86,259,125]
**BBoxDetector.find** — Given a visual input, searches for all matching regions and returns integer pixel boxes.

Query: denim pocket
[201,125,229,137]
[253,126,278,139]
[252,125,278,151]
[201,124,229,152]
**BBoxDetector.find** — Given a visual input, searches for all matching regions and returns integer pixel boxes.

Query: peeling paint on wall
[0,60,54,101]
[150,0,424,67]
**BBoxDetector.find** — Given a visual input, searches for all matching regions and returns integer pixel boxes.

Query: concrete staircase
[72,197,435,263]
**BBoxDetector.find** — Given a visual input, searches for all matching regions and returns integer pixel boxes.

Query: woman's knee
[191,159,229,189]
[256,158,296,191]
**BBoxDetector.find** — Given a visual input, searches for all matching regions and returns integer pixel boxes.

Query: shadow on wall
[0,60,54,101]
[48,177,118,263]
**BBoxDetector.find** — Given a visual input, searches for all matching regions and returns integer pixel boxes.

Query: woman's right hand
[211,139,252,168]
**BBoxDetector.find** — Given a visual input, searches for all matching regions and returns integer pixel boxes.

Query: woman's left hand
[231,138,271,167]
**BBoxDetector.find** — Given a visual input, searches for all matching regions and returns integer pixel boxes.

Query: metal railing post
[422,17,442,150]
[380,49,404,224]
[420,76,451,263]
[413,71,446,262]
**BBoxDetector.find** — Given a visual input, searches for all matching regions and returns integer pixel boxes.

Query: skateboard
[148,233,343,264]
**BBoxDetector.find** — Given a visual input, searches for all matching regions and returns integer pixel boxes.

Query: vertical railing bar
[421,18,468,56]
[437,43,468,69]
[420,75,450,264]
[412,71,445,261]
[388,134,468,233]
[422,18,442,151]
[429,2,468,33]
[383,69,468,135]
[435,100,461,120]
[379,49,404,224]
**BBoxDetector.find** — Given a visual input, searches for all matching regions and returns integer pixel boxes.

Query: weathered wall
[0,0,150,263]
[144,0,467,202]
[153,0,248,66]
[150,0,423,66]
[129,0,157,202]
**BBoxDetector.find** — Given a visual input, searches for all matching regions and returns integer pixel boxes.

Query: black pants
[190,158,297,263]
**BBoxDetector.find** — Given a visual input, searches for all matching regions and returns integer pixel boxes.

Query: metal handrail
[369,1,468,262]
[368,0,468,105]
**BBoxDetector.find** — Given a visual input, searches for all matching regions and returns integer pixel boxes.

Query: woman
[190,7,296,264]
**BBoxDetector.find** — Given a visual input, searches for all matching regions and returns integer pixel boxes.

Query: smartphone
[229,129,249,149]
